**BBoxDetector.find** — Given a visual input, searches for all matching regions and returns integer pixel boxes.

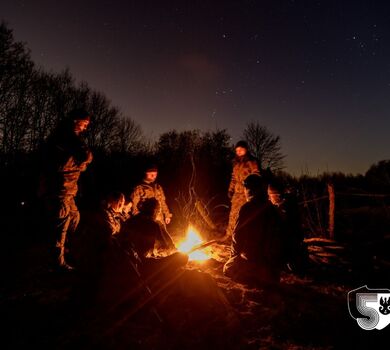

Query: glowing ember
[177,226,210,262]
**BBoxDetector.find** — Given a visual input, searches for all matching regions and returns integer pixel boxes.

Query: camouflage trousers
[47,196,80,268]
[225,192,247,238]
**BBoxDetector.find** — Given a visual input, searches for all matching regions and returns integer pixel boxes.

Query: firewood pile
[305,238,350,267]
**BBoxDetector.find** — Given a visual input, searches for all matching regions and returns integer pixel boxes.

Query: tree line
[2,21,389,238]
[0,22,145,165]
[0,22,285,203]
[0,21,285,166]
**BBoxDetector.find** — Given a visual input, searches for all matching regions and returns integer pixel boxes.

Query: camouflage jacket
[105,208,123,235]
[130,181,172,223]
[40,131,92,198]
[228,155,260,196]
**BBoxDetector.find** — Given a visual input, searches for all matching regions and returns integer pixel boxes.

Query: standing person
[39,108,92,271]
[130,164,173,245]
[223,174,284,286]
[225,141,260,239]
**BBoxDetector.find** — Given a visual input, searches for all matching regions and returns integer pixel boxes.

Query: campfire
[177,225,212,262]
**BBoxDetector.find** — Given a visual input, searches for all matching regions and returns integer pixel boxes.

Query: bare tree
[243,121,285,171]
[84,91,120,151]
[157,130,202,162]
[27,69,77,151]
[112,116,143,153]
[366,160,390,192]
[0,22,34,159]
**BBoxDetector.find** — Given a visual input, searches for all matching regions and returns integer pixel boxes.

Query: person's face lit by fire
[145,170,158,182]
[235,146,247,157]
[73,119,90,135]
[244,187,251,202]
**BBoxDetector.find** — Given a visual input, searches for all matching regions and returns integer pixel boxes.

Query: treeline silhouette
[0,22,279,212]
[1,21,389,243]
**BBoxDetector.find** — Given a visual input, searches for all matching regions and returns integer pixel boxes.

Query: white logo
[348,285,390,330]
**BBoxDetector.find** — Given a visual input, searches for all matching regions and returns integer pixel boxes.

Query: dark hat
[235,140,248,149]
[243,174,266,191]
[145,163,158,172]
[139,198,160,215]
[68,108,90,121]
[106,191,124,205]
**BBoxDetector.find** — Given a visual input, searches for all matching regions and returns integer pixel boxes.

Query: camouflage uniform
[226,155,259,237]
[130,180,172,226]
[41,127,92,268]
[105,207,124,235]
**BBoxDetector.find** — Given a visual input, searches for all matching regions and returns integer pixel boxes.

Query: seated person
[73,191,140,306]
[118,198,187,290]
[223,174,284,286]
[76,192,127,269]
[120,198,176,258]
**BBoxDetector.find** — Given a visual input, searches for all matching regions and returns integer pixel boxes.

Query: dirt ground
[2,231,389,349]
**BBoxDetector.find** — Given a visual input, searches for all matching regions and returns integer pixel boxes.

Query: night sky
[1,0,390,175]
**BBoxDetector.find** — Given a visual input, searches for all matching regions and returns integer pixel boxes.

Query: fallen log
[186,239,219,255]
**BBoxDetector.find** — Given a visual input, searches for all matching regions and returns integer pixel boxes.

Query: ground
[2,230,389,349]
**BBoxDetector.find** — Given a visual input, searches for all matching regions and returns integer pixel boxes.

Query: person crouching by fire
[73,191,139,307]
[130,164,174,248]
[76,192,127,272]
[223,174,284,286]
[225,141,260,240]
[117,197,187,295]
[119,198,176,258]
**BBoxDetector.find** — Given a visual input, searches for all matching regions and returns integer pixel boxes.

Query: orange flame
[177,226,210,262]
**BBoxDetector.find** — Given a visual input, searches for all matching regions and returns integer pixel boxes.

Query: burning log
[187,239,218,255]
[177,226,217,262]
